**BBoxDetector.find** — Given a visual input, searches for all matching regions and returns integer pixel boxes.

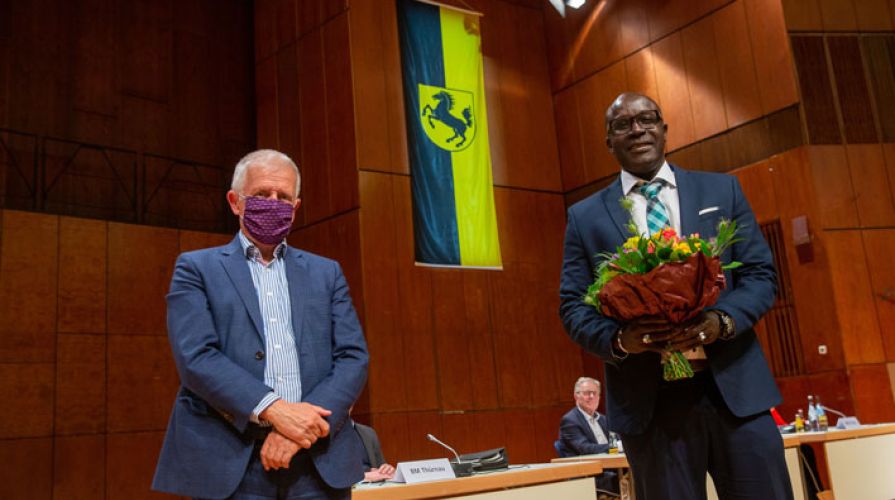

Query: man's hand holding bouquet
[583,198,741,380]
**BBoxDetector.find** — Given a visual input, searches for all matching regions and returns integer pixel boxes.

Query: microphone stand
[427,434,474,477]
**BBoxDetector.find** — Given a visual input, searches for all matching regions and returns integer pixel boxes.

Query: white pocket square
[698,206,720,216]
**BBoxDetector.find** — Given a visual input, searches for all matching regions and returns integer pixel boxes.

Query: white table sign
[392,458,456,484]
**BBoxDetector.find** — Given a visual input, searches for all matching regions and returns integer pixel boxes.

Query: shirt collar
[577,406,597,421]
[237,231,287,261]
[620,161,675,196]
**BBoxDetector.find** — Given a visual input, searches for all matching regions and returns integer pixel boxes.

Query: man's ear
[606,136,614,154]
[226,190,241,216]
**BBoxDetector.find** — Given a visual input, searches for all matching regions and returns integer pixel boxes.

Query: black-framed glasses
[608,110,662,135]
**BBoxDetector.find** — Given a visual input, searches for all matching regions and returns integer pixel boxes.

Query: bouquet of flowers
[584,199,741,380]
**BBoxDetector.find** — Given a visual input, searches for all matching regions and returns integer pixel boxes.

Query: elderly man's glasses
[576,390,598,397]
[608,110,662,135]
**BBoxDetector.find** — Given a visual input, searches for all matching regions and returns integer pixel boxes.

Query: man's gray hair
[574,376,601,394]
[231,149,301,196]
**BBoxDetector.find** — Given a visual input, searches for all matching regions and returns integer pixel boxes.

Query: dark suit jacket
[559,166,781,435]
[152,235,369,498]
[354,422,386,469]
[558,407,611,457]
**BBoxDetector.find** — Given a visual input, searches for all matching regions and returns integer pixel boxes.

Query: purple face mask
[242,196,295,245]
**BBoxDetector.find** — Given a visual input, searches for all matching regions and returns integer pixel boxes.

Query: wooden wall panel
[0,438,53,500]
[863,37,895,143]
[255,56,278,148]
[854,0,894,30]
[323,14,359,214]
[55,335,105,435]
[276,45,301,180]
[826,230,885,365]
[433,270,475,410]
[0,363,54,439]
[54,434,105,500]
[0,211,58,363]
[770,149,845,372]
[781,0,823,31]
[849,364,895,422]
[463,272,500,410]
[817,0,858,31]
[807,146,859,228]
[482,0,562,192]
[106,431,169,500]
[845,145,895,227]
[885,144,895,211]
[554,88,588,191]
[828,37,877,144]
[107,223,179,336]
[577,61,627,183]
[348,0,408,174]
[791,36,842,144]
[58,217,106,335]
[861,230,895,361]
[713,1,762,129]
[653,33,696,151]
[107,335,179,433]
[682,16,727,140]
[745,0,799,115]
[732,159,777,223]
[624,47,660,104]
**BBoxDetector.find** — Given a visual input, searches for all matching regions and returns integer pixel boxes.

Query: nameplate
[836,416,861,429]
[392,458,456,484]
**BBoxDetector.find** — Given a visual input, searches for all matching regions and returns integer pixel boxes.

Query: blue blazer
[152,236,369,498]
[559,166,781,435]
[558,408,611,457]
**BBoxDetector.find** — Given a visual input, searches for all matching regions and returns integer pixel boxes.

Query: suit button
[255,351,264,360]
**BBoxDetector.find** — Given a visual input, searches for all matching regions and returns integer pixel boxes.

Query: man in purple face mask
[153,149,369,499]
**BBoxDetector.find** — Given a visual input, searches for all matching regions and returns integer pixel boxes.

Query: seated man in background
[558,377,611,456]
[353,419,396,482]
[557,377,618,497]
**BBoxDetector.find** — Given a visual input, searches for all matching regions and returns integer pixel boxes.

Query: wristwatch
[714,310,736,340]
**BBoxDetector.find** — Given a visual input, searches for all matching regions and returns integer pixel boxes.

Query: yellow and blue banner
[397,0,502,269]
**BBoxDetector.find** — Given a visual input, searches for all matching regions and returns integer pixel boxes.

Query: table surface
[352,461,604,500]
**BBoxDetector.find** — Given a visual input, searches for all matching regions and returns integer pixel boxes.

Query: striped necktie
[639,179,670,236]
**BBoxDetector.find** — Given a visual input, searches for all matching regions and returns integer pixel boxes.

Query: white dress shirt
[578,407,609,445]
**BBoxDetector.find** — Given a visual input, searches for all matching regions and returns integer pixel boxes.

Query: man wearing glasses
[557,377,612,457]
[559,93,791,499]
[153,149,369,499]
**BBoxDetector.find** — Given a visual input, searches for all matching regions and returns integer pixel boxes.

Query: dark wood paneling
[106,431,170,500]
[554,88,588,191]
[792,36,842,144]
[0,363,54,439]
[463,271,499,409]
[771,148,845,372]
[255,56,278,148]
[297,30,329,226]
[682,15,726,141]
[54,434,105,500]
[276,0,297,50]
[863,37,895,142]
[322,14,359,214]
[0,211,57,363]
[0,437,53,499]
[276,44,301,174]
[806,146,859,228]
[713,1,762,129]
[781,0,823,31]
[849,364,895,422]
[56,335,106,435]
[861,229,895,361]
[818,0,858,31]
[745,0,799,114]
[825,230,885,365]
[254,0,278,63]
[107,223,178,336]
[827,36,878,144]
[624,47,660,104]
[433,270,474,410]
[58,217,106,334]
[845,145,895,227]
[107,335,179,433]
[855,0,894,30]
[653,33,696,150]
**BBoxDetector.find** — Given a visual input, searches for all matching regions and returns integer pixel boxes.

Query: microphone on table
[820,405,861,429]
[427,433,474,477]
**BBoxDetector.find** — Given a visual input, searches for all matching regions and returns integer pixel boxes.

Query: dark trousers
[620,372,793,500]
[209,442,350,500]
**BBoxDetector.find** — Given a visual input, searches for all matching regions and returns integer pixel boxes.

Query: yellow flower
[623,236,641,250]
[673,241,692,254]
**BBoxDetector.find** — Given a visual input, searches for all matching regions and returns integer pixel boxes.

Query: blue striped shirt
[238,232,302,422]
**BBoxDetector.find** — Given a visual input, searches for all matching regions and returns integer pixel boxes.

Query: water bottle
[807,395,818,431]
[795,409,805,432]
[816,396,828,431]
